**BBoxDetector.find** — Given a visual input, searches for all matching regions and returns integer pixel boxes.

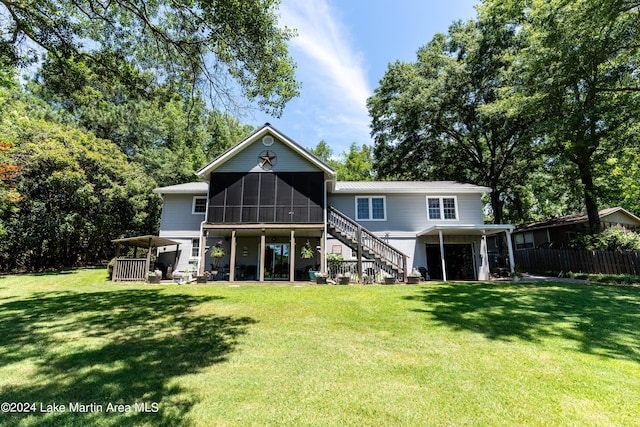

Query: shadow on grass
[31,270,78,276]
[0,289,256,426]
[406,281,640,362]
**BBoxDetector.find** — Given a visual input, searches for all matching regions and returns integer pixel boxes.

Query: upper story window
[427,196,458,220]
[356,196,386,221]
[192,197,207,214]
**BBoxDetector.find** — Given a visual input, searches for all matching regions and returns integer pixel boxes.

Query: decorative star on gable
[259,150,277,168]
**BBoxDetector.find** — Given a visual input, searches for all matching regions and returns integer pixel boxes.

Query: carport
[111,235,181,282]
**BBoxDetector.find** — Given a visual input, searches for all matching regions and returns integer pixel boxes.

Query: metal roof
[417,224,515,237]
[153,180,492,196]
[112,235,182,248]
[333,181,491,194]
[153,182,208,195]
[515,207,640,231]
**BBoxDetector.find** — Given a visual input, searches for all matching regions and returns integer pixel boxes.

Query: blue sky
[251,0,480,157]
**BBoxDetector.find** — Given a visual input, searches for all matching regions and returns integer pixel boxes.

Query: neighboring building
[513,207,640,249]
[153,124,515,282]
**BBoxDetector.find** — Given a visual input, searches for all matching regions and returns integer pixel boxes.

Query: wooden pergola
[112,235,181,282]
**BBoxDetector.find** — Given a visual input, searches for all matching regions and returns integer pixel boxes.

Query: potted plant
[382,271,396,285]
[315,272,327,284]
[337,273,350,285]
[407,268,421,284]
[148,270,162,284]
[196,274,208,283]
[511,265,523,282]
[326,253,343,278]
[210,240,225,276]
[300,240,314,259]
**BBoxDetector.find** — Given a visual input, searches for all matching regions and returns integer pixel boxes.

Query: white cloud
[278,0,372,148]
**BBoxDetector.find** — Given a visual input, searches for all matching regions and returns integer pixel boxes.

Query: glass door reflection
[264,243,289,280]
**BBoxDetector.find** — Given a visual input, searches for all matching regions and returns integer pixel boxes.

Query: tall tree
[481,0,640,231]
[0,87,160,270]
[31,56,253,186]
[0,140,22,237]
[337,143,375,181]
[308,141,374,181]
[368,18,535,224]
[308,140,334,163]
[0,0,300,115]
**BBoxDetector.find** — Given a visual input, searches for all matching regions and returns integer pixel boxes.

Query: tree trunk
[490,190,505,224]
[578,160,600,234]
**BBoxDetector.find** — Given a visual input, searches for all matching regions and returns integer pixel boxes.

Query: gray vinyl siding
[602,211,640,228]
[215,138,323,173]
[156,237,197,274]
[328,192,485,233]
[158,194,204,237]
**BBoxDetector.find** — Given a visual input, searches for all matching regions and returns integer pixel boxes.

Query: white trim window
[192,196,207,214]
[515,232,534,249]
[356,196,386,221]
[427,196,458,221]
[191,238,200,258]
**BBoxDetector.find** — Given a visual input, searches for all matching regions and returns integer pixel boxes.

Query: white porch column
[320,229,326,274]
[439,230,447,282]
[506,231,516,274]
[229,230,237,282]
[290,229,296,281]
[478,233,489,281]
[259,232,266,282]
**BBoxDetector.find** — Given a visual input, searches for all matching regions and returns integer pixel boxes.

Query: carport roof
[417,224,515,237]
[112,235,181,248]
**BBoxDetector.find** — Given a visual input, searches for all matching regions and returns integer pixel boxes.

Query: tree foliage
[0,140,22,237]
[570,227,640,251]
[340,143,375,181]
[308,140,334,163]
[480,0,640,231]
[369,1,640,226]
[0,87,160,270]
[308,141,374,181]
[0,0,300,115]
[368,18,535,223]
[31,56,253,186]
[596,145,640,216]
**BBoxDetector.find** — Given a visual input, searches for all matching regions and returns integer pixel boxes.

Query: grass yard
[0,269,639,426]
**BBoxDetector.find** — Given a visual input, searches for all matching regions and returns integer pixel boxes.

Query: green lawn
[0,269,638,426]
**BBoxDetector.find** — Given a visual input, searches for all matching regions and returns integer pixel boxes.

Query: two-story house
[153,124,515,282]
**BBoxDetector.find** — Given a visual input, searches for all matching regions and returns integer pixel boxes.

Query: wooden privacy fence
[112,258,147,282]
[515,248,640,275]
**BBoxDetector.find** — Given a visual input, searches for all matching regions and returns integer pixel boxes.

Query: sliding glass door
[264,244,290,280]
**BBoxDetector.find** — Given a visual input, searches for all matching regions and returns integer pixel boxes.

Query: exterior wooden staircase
[327,206,407,281]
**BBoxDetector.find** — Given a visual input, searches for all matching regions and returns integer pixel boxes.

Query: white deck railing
[112,258,148,282]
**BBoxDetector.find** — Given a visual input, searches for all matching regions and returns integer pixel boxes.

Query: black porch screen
[208,172,324,224]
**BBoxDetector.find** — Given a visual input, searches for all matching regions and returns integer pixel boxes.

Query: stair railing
[327,206,407,280]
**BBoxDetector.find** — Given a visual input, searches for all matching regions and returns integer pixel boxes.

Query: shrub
[570,227,640,251]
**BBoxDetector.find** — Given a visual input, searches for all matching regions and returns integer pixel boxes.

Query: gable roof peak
[195,123,336,179]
